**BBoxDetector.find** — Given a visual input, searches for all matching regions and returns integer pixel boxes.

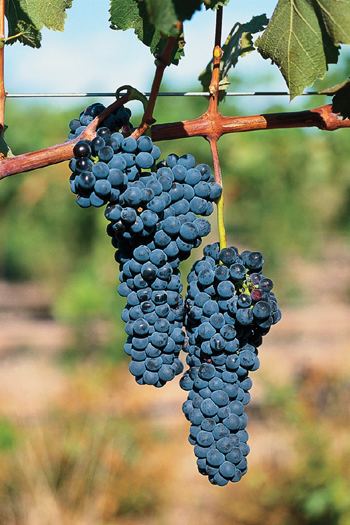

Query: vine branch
[132,26,181,140]
[151,104,350,141]
[0,92,130,177]
[214,6,223,49]
[206,9,226,251]
[0,103,348,181]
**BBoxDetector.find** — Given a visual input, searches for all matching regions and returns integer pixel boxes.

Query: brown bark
[151,104,350,141]
[0,103,348,181]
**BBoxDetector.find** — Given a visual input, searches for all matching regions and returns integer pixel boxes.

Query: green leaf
[9,20,42,47]
[198,14,269,92]
[316,0,350,43]
[204,0,231,9]
[155,31,186,65]
[110,0,189,63]
[330,80,350,119]
[109,0,163,53]
[0,126,14,159]
[5,0,73,48]
[256,0,350,99]
[144,0,179,37]
[172,0,202,23]
[110,0,201,45]
[318,77,350,95]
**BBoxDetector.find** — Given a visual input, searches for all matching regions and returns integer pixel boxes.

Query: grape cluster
[68,105,282,485]
[111,163,221,384]
[68,105,224,387]
[69,102,138,208]
[118,245,186,386]
[180,243,281,485]
[105,154,222,383]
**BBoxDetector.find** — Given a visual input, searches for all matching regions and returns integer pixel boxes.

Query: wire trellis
[5,91,325,99]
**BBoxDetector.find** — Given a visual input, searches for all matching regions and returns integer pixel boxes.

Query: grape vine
[0,0,349,485]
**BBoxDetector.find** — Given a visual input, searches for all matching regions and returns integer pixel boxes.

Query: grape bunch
[68,104,282,486]
[69,135,161,209]
[105,156,221,382]
[180,242,281,485]
[109,157,222,383]
[118,245,186,386]
[68,104,223,385]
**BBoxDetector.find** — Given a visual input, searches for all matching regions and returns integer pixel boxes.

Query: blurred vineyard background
[0,69,350,524]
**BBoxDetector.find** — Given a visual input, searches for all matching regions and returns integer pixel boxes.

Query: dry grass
[0,361,349,525]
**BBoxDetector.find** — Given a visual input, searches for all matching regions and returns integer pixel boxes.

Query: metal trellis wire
[5,91,324,98]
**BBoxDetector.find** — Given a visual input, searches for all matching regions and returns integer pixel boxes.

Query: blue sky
[3,0,346,112]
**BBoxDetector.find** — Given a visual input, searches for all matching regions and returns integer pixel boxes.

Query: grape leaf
[204,0,231,9]
[198,14,269,92]
[171,0,203,26]
[5,0,73,48]
[0,126,14,159]
[256,0,350,99]
[332,82,350,119]
[155,31,186,65]
[318,78,350,119]
[5,20,42,47]
[109,0,163,53]
[318,78,350,95]
[110,0,201,44]
[144,0,179,37]
[110,0,191,63]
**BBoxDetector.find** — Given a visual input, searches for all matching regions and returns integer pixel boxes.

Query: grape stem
[132,25,182,140]
[0,103,348,180]
[207,7,226,252]
[209,136,226,250]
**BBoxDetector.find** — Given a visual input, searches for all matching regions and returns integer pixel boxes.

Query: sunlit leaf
[5,0,73,48]
[110,0,189,63]
[144,0,179,37]
[256,0,350,99]
[110,0,201,47]
[109,0,162,53]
